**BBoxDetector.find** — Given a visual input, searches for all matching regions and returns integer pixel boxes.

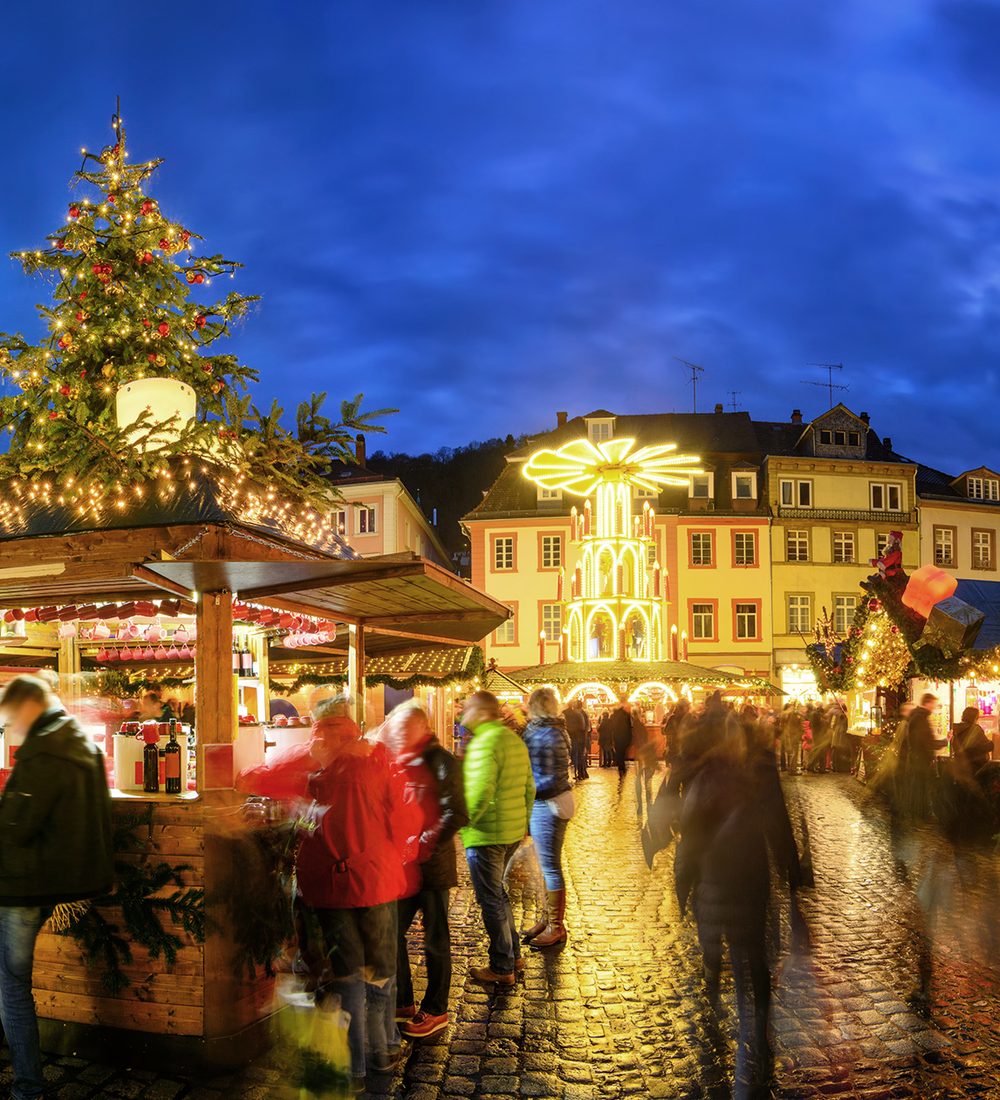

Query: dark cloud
[2,1,1000,475]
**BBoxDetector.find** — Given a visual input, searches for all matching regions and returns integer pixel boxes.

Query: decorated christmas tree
[0,107,392,516]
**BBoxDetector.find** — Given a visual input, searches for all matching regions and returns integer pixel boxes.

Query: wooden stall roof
[137,552,510,650]
[506,658,780,694]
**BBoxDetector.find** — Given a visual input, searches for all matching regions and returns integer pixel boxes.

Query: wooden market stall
[0,493,508,1068]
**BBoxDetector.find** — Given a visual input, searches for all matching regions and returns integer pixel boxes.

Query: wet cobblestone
[24,769,1000,1097]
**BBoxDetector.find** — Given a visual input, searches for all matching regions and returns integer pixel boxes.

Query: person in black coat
[674,718,802,1100]
[605,703,633,778]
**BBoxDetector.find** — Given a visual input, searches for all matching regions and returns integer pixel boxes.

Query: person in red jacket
[383,701,469,1039]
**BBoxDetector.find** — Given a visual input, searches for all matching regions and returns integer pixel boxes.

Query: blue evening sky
[3,1,1000,474]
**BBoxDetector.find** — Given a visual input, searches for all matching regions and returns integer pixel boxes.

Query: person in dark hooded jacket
[0,674,113,1100]
[674,716,802,1100]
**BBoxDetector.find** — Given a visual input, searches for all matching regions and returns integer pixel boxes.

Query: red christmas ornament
[148,353,158,363]
[868,598,881,612]
[68,206,80,219]
[79,371,86,378]
[142,252,153,264]
[59,385,71,396]
[159,238,170,250]
[157,322,170,336]
[49,411,58,420]
[142,319,151,328]
[79,291,87,299]
[194,273,204,284]
[91,264,102,274]
[75,312,84,322]
[180,230,190,243]
[195,315,206,328]
[102,264,112,275]
[140,201,155,215]
[202,363,213,373]
[107,193,116,204]
[55,239,65,250]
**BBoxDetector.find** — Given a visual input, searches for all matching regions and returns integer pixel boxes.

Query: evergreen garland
[59,807,205,994]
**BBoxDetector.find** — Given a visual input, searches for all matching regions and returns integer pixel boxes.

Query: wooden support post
[196,590,233,748]
[348,623,366,729]
[58,635,81,709]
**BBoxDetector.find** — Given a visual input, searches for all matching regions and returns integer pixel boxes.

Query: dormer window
[537,486,562,502]
[732,473,756,500]
[690,474,713,499]
[969,477,999,501]
[818,426,863,448]
[848,431,861,447]
[587,419,613,443]
[819,430,832,445]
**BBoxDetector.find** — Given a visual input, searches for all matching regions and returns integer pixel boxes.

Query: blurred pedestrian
[461,691,535,986]
[895,693,947,821]
[522,688,573,949]
[296,696,407,1089]
[674,714,804,1100]
[383,701,469,1040]
[662,699,690,765]
[564,698,590,780]
[606,701,633,778]
[952,707,993,778]
[0,675,114,1100]
[597,710,614,767]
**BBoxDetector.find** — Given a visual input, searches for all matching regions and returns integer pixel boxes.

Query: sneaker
[399,1010,449,1038]
[395,1003,417,1022]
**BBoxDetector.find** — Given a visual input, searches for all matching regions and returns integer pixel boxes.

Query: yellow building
[765,405,918,701]
[917,464,1000,578]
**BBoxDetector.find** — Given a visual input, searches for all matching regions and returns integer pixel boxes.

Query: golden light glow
[523,437,701,497]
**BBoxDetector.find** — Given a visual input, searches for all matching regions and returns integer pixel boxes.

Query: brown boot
[529,890,566,948]
[522,909,548,943]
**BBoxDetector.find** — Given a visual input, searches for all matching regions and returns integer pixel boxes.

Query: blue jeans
[0,906,49,1100]
[529,801,568,890]
[465,844,522,975]
[315,902,399,1079]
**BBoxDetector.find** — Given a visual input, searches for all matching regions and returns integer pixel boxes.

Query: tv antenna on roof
[674,358,706,413]
[727,390,742,412]
[802,362,848,409]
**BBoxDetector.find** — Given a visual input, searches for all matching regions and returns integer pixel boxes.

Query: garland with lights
[269,645,486,696]
[0,109,394,511]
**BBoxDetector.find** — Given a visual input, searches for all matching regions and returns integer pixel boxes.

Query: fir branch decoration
[55,807,205,993]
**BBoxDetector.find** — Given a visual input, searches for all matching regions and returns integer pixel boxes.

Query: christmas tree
[0,107,393,514]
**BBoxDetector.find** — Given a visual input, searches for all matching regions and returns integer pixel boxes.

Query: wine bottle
[241,641,253,675]
[164,721,182,794]
[232,637,240,676]
[143,737,160,793]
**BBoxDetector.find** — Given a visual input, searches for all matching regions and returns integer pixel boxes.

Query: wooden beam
[348,624,365,729]
[362,608,499,627]
[196,591,233,757]
[364,625,474,647]
[130,564,196,599]
[255,595,361,626]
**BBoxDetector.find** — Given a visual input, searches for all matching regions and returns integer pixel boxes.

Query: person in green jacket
[460,690,535,986]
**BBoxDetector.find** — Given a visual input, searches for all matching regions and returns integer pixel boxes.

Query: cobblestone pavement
[28,767,1000,1100]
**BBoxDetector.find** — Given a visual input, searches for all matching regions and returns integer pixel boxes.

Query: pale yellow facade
[918,467,1000,577]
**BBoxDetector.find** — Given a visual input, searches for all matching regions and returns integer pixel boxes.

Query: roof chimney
[883,436,892,450]
[859,411,870,425]
[557,411,567,428]
[714,403,723,414]
[355,433,366,467]
[791,409,803,424]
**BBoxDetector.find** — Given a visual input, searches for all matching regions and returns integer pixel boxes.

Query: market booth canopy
[507,658,781,694]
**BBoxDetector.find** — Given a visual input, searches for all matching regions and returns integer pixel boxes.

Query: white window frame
[973,530,994,570]
[692,603,714,640]
[334,510,347,537]
[968,477,1000,501]
[787,595,811,634]
[786,529,809,562]
[494,536,514,571]
[870,482,902,511]
[876,532,891,557]
[542,603,562,640]
[494,613,516,645]
[634,486,658,499]
[734,531,756,566]
[357,506,377,534]
[832,531,855,563]
[537,486,563,501]
[541,535,562,570]
[780,479,812,507]
[735,603,758,640]
[732,473,756,500]
[689,473,714,499]
[691,532,714,566]
[587,419,614,443]
[834,595,857,635]
[934,528,954,567]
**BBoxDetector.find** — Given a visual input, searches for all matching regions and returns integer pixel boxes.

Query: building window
[542,603,562,640]
[787,595,811,634]
[538,487,563,501]
[832,532,855,563]
[494,536,515,571]
[588,420,613,443]
[780,479,812,507]
[733,474,755,499]
[819,430,832,445]
[735,603,758,640]
[972,529,995,571]
[968,477,1000,501]
[786,529,809,562]
[494,607,516,645]
[734,531,756,566]
[358,507,377,533]
[876,532,891,557]
[541,535,562,569]
[870,483,902,511]
[334,510,347,537]
[848,431,861,447]
[635,486,657,499]
[691,532,714,566]
[834,430,846,445]
[692,603,715,640]
[690,474,713,498]
[834,595,857,635]
[934,526,955,567]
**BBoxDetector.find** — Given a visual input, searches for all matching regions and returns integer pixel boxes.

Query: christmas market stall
[0,114,509,1069]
